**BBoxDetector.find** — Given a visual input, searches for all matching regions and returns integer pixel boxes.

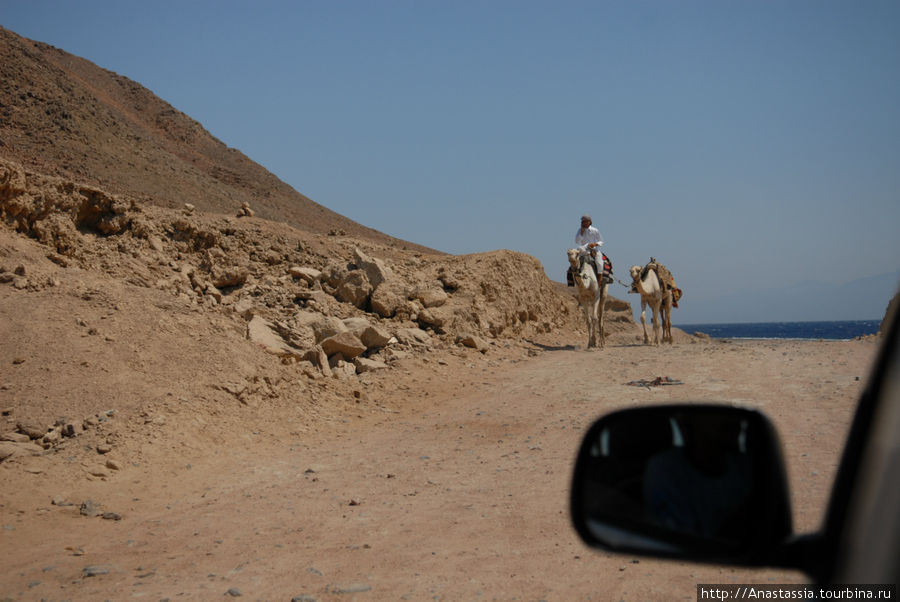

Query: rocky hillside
[0,26,646,467]
[0,26,431,251]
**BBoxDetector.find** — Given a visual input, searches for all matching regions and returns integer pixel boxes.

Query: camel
[629,264,673,345]
[567,248,609,349]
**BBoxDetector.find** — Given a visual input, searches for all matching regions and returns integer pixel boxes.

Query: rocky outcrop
[1,157,635,383]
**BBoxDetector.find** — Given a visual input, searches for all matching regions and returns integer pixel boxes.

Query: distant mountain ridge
[0,26,435,253]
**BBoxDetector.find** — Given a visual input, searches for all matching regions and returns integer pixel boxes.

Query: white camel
[568,248,609,349]
[629,265,673,345]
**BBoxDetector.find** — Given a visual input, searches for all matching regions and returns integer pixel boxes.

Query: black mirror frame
[570,404,794,566]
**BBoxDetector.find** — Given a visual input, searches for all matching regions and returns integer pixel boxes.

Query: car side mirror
[570,405,793,564]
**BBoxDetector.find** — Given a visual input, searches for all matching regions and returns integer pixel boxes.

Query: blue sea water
[674,320,881,341]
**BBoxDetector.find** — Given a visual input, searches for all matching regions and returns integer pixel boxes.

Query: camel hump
[645,260,676,290]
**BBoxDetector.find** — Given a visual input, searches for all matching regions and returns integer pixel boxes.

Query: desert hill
[0,26,659,468]
[0,26,431,251]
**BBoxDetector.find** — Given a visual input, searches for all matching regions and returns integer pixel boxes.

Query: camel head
[567,248,580,267]
[629,265,642,282]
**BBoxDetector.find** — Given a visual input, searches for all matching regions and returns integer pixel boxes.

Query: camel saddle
[567,252,612,286]
[639,257,682,308]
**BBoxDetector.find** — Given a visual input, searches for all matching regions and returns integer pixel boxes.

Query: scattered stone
[353,357,388,374]
[16,421,46,439]
[80,500,101,517]
[82,565,111,577]
[226,587,243,596]
[320,332,367,360]
[236,202,254,217]
[289,266,322,284]
[458,334,490,353]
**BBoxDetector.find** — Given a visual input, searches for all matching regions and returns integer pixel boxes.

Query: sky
[2,0,899,323]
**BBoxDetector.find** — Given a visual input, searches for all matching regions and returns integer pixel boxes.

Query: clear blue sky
[3,1,899,322]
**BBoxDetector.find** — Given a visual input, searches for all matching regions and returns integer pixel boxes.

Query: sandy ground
[0,336,878,601]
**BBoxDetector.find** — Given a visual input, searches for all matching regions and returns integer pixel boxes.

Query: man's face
[581,219,591,229]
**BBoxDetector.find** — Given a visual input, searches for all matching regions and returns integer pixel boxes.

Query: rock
[307,315,348,343]
[1,432,30,443]
[231,298,257,319]
[42,427,62,447]
[294,289,333,307]
[80,500,102,517]
[211,266,249,288]
[320,332,367,360]
[371,280,408,318]
[394,327,433,347]
[419,307,453,330]
[336,270,372,309]
[288,266,321,284]
[414,286,449,308]
[458,334,490,353]
[329,358,358,379]
[353,357,388,373]
[147,235,165,252]
[16,421,47,439]
[247,315,303,358]
[0,441,43,461]
[0,442,19,461]
[353,248,391,289]
[237,202,254,217]
[342,318,392,349]
[82,566,112,577]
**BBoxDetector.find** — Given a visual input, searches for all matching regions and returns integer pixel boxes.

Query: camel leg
[640,301,650,345]
[583,302,596,349]
[651,302,661,346]
[597,288,605,349]
[662,296,672,345]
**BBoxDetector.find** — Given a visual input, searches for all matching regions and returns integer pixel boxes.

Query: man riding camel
[575,215,605,281]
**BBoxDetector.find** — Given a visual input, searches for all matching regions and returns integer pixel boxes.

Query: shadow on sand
[522,339,578,352]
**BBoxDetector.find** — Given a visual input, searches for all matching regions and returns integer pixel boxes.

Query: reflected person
[643,414,752,539]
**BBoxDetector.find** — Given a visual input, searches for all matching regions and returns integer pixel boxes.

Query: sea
[673,320,881,341]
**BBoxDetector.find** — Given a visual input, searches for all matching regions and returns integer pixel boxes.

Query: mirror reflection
[575,406,779,552]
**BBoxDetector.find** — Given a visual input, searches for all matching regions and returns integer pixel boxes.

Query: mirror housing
[570,404,793,565]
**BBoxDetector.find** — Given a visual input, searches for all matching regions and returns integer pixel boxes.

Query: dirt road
[1,338,877,601]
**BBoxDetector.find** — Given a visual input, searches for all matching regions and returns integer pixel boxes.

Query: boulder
[371,280,408,318]
[211,266,249,289]
[16,421,46,440]
[336,270,372,309]
[342,318,392,349]
[394,327,433,348]
[414,286,449,308]
[247,315,303,358]
[458,334,490,353]
[289,266,322,285]
[320,331,367,359]
[354,248,392,289]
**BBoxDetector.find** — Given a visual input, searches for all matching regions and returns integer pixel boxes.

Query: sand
[0,336,879,601]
